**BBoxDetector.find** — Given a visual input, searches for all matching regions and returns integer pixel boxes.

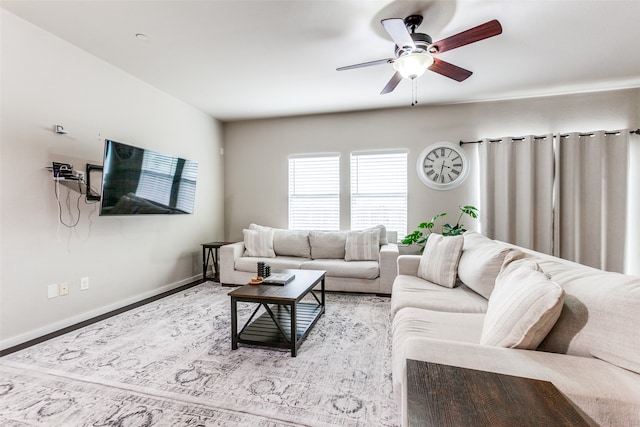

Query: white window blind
[289,154,340,230]
[351,151,407,238]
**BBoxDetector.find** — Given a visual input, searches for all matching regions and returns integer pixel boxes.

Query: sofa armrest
[395,337,631,427]
[220,242,244,284]
[397,255,421,276]
[379,243,399,294]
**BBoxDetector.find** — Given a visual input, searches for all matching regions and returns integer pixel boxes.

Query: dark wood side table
[406,359,593,427]
[201,241,232,282]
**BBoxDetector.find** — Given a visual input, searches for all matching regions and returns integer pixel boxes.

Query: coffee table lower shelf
[237,303,323,353]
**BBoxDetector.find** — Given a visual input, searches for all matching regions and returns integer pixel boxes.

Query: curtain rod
[459,128,640,146]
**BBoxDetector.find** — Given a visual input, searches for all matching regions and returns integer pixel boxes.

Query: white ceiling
[3,0,640,122]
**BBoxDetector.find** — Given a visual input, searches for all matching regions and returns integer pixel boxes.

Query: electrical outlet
[80,277,89,290]
[59,282,69,296]
[48,284,58,299]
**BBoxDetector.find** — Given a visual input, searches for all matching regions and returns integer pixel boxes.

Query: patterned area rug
[0,283,399,426]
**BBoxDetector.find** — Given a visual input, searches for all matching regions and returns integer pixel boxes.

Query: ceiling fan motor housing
[395,32,433,58]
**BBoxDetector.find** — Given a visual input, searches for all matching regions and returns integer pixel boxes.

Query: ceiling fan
[337,15,502,95]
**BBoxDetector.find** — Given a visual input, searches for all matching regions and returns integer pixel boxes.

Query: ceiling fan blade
[381,18,415,49]
[337,58,394,71]
[428,58,473,82]
[380,72,403,95]
[430,19,502,54]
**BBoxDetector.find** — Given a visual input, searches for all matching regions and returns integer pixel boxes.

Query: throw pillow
[249,223,272,232]
[417,233,464,288]
[345,229,380,261]
[242,228,276,258]
[480,259,564,349]
[364,224,388,245]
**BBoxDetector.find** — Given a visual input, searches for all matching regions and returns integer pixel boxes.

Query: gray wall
[224,88,640,274]
[0,11,225,348]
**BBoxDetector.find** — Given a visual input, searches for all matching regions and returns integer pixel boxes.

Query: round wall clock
[416,142,470,190]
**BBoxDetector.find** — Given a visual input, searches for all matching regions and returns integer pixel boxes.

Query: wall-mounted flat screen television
[99,139,198,215]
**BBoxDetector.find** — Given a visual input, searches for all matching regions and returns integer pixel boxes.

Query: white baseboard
[0,275,201,351]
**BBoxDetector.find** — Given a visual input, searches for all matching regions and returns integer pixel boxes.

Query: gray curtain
[479,134,555,254]
[554,130,629,272]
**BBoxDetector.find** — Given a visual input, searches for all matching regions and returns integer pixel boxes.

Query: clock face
[417,142,469,190]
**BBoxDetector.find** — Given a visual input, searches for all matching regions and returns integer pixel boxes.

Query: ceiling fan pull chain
[411,78,418,106]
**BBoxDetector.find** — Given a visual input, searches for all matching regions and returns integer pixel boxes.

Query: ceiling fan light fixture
[393,52,434,79]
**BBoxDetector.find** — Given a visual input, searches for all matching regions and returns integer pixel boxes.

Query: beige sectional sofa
[220,224,399,294]
[392,231,640,426]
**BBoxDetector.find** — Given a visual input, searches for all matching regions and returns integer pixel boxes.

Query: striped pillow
[345,229,380,261]
[243,228,276,258]
[481,259,564,349]
[417,233,464,288]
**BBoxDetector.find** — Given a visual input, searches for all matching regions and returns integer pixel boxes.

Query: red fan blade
[429,19,502,54]
[380,72,403,94]
[337,58,394,71]
[381,18,415,49]
[428,58,473,82]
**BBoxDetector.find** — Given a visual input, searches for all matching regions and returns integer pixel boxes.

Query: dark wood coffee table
[406,359,593,426]
[228,269,325,357]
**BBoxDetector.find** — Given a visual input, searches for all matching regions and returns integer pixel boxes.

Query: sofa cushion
[462,230,495,250]
[481,259,564,349]
[458,233,525,299]
[301,259,379,279]
[242,228,276,258]
[392,308,485,401]
[417,233,463,288]
[309,231,346,259]
[391,275,488,317]
[534,256,640,375]
[345,229,380,261]
[273,229,311,258]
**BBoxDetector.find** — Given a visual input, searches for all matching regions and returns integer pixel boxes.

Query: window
[351,151,407,237]
[288,154,340,230]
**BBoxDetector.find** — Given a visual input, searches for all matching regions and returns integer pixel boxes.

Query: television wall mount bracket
[85,163,103,201]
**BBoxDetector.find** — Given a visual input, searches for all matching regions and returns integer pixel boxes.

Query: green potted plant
[402,205,479,253]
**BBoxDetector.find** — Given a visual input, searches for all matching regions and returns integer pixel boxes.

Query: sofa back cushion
[458,231,523,299]
[345,229,380,261]
[309,231,347,259]
[417,233,464,288]
[273,229,311,258]
[481,258,564,349]
[534,256,640,375]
